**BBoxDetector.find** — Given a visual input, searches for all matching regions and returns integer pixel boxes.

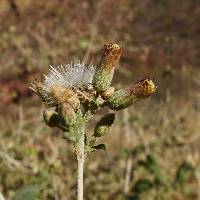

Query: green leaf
[63,130,82,143]
[63,111,84,143]
[12,185,40,200]
[85,137,97,154]
[93,144,106,151]
[132,179,153,193]
[140,154,168,185]
[175,162,193,185]
[94,113,115,137]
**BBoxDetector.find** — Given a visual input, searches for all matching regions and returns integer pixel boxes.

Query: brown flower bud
[93,43,122,93]
[130,79,157,98]
[107,79,156,110]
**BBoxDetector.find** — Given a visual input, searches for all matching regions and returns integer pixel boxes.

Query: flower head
[43,61,96,90]
[30,61,96,105]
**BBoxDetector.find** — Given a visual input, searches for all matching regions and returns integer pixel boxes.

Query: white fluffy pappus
[38,61,96,104]
[43,61,96,91]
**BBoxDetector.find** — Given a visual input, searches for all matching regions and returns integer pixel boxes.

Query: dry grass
[0,77,199,199]
[0,0,200,199]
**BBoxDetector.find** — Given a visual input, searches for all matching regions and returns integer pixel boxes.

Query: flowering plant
[30,43,156,200]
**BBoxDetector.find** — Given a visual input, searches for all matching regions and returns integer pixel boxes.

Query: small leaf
[94,113,115,137]
[63,130,82,143]
[175,162,194,185]
[63,113,84,143]
[132,179,153,193]
[148,154,168,185]
[94,126,109,137]
[12,185,40,200]
[88,137,96,147]
[93,144,106,151]
[43,108,59,127]
[139,154,168,185]
[85,137,97,154]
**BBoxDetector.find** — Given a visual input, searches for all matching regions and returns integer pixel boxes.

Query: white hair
[43,61,96,91]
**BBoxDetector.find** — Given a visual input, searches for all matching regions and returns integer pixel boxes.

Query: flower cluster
[30,43,157,200]
[30,43,156,144]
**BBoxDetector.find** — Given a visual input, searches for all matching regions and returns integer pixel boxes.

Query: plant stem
[77,130,85,200]
[124,157,133,194]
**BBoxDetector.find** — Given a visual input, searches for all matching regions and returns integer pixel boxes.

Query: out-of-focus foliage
[0,0,199,199]
[12,185,40,200]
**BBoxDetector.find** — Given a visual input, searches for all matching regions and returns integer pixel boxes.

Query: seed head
[30,61,96,105]
[43,61,96,90]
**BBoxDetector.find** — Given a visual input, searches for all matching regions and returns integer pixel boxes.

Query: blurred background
[0,0,200,199]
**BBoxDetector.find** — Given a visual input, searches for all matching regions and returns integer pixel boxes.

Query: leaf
[12,185,40,200]
[93,144,106,151]
[88,137,96,147]
[93,113,115,137]
[175,162,194,185]
[85,137,97,154]
[94,126,109,137]
[63,130,82,143]
[132,179,153,193]
[63,114,84,143]
[139,154,168,185]
[43,108,59,127]
[98,113,115,126]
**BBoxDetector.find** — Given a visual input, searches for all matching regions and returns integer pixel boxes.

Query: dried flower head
[30,61,96,105]
[43,61,96,90]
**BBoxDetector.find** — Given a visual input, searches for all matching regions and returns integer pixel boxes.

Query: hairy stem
[77,130,85,200]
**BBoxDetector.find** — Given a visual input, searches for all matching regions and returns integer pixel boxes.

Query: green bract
[107,78,157,110]
[107,89,136,110]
